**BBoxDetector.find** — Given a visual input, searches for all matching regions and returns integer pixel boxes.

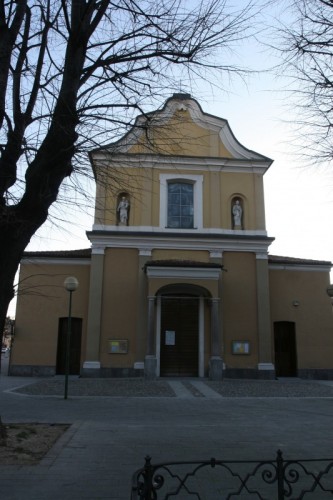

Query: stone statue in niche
[232,199,243,229]
[117,196,129,225]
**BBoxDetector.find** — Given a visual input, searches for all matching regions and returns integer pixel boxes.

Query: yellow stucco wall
[93,101,267,231]
[98,166,265,231]
[222,252,259,368]
[218,172,266,230]
[152,249,209,262]
[148,277,219,298]
[12,261,90,367]
[128,110,233,158]
[99,248,139,368]
[12,97,333,380]
[269,268,333,369]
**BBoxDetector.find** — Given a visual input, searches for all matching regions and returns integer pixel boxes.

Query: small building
[10,94,333,379]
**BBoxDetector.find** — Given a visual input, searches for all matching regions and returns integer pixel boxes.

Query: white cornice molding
[87,231,273,254]
[92,154,270,174]
[146,266,221,280]
[92,224,268,237]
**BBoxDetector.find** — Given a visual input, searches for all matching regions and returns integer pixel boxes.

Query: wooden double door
[274,321,297,377]
[160,296,199,377]
[56,317,82,375]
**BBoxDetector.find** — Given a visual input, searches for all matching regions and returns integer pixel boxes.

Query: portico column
[209,251,224,380]
[82,247,105,377]
[135,250,151,373]
[144,296,157,379]
[210,298,220,356]
[256,253,275,378]
[209,297,223,380]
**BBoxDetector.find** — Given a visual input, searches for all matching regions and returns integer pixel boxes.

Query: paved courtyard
[1,354,333,499]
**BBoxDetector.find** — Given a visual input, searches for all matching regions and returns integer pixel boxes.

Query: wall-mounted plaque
[108,340,128,354]
[232,341,250,355]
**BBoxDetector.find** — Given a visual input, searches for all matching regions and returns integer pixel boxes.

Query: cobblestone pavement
[7,376,333,398]
[2,355,333,499]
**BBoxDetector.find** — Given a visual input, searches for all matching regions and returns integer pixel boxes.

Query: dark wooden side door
[160,297,199,377]
[56,317,82,375]
[274,321,297,377]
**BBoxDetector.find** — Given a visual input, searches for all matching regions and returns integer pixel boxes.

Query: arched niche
[231,195,244,229]
[116,192,130,226]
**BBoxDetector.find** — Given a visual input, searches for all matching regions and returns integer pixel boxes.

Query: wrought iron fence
[131,450,333,499]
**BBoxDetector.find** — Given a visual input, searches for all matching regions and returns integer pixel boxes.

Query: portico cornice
[87,229,274,254]
[92,153,271,174]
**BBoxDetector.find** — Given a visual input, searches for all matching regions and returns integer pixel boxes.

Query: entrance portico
[144,261,223,380]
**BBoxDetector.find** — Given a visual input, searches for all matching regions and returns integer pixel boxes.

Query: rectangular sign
[232,341,250,355]
[165,330,176,346]
[108,340,128,354]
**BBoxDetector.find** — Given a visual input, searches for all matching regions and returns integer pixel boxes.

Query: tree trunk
[0,9,90,335]
[0,229,28,374]
[0,213,43,314]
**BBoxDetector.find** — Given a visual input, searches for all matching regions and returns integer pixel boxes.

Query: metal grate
[131,450,333,499]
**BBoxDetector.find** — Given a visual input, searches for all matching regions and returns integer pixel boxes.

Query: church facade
[10,94,333,379]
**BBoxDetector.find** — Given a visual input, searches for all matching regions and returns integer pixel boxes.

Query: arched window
[167,181,194,228]
[159,173,203,229]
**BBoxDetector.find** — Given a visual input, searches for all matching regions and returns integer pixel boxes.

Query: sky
[7,1,333,315]
[204,80,333,265]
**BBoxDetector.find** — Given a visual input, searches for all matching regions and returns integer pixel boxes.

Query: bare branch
[0,0,259,333]
[271,0,333,164]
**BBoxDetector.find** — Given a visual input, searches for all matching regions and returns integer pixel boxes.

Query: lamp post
[327,285,333,301]
[64,277,79,400]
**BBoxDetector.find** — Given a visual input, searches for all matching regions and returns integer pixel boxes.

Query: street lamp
[327,284,333,300]
[64,276,79,400]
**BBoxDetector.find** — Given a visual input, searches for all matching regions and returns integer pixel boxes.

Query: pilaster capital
[209,250,223,259]
[91,246,105,255]
[256,252,268,260]
[139,248,152,257]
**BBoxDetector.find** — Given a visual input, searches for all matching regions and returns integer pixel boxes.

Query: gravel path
[8,377,333,398]
[205,379,333,397]
[11,378,175,397]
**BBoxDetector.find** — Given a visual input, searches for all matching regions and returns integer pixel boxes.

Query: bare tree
[273,0,333,163]
[0,0,257,333]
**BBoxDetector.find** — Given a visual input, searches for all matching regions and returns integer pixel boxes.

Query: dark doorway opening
[56,317,82,375]
[274,321,297,377]
[160,296,199,377]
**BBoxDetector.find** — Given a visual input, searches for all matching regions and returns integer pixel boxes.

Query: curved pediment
[93,94,272,165]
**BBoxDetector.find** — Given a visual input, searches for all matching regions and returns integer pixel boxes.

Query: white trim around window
[159,173,203,229]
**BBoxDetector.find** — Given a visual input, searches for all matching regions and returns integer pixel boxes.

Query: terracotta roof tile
[23,248,92,258]
[268,254,332,266]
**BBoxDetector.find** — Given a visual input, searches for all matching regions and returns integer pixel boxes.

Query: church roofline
[268,254,332,267]
[22,248,92,259]
[20,248,332,269]
[89,94,273,167]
